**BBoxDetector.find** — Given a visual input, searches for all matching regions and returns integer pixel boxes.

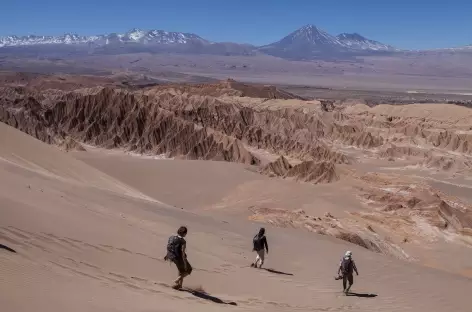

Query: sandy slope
[76,148,472,274]
[1,123,472,312]
[1,78,472,311]
[0,122,156,202]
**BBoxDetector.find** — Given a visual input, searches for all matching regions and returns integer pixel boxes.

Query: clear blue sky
[1,0,471,49]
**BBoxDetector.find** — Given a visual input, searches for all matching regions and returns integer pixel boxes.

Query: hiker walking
[252,227,269,268]
[164,226,192,289]
[337,251,358,294]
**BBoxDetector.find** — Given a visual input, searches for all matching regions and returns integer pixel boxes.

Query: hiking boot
[172,282,183,290]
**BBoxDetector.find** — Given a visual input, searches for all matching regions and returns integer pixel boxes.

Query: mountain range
[0,28,207,47]
[258,25,396,60]
[0,24,470,61]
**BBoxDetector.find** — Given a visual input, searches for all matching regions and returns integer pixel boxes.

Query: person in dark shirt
[165,226,192,289]
[337,250,358,294]
[252,227,269,268]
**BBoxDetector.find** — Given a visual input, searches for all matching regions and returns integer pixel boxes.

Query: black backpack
[341,257,353,274]
[253,234,263,250]
[166,235,181,260]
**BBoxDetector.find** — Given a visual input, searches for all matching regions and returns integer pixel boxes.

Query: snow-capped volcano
[257,24,395,60]
[0,28,207,47]
[281,24,343,46]
[257,25,344,60]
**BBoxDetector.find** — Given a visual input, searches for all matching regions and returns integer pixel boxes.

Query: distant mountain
[258,25,396,60]
[336,33,396,51]
[0,28,207,47]
[435,44,472,52]
[0,34,93,47]
[0,28,256,57]
[258,25,346,60]
[13,25,471,62]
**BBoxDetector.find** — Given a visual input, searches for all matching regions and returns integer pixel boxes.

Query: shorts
[256,249,265,262]
[174,258,192,276]
[343,273,353,285]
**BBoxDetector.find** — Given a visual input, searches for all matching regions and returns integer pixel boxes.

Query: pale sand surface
[76,148,472,278]
[1,122,472,312]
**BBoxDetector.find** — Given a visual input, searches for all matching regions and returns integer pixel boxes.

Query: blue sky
[1,0,471,49]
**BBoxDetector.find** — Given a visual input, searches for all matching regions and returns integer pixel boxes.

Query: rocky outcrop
[261,156,339,184]
[151,92,350,164]
[421,154,472,172]
[0,95,57,144]
[379,144,427,158]
[146,79,306,100]
[3,79,472,187]
[286,160,339,184]
[0,87,260,165]
[261,156,292,177]
[425,130,472,155]
[0,82,350,176]
[356,174,472,236]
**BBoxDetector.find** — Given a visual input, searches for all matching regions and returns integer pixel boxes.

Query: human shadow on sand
[263,268,294,276]
[0,244,16,253]
[180,288,237,306]
[347,292,377,298]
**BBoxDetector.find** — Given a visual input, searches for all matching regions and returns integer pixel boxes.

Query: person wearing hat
[337,251,358,294]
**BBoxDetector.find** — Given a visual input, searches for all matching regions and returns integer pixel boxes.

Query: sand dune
[2,123,472,312]
[0,122,151,201]
[2,78,472,311]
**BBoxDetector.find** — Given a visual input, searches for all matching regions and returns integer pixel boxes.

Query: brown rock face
[262,156,339,184]
[356,174,472,236]
[261,156,293,177]
[0,81,351,183]
[146,79,307,100]
[286,160,339,184]
[0,95,56,144]
[1,87,260,164]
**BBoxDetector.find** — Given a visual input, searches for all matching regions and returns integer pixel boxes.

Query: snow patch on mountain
[288,25,342,46]
[336,33,396,51]
[125,28,146,41]
[0,34,96,47]
[0,29,207,47]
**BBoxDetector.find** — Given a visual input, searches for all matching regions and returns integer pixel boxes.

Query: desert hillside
[1,75,472,311]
